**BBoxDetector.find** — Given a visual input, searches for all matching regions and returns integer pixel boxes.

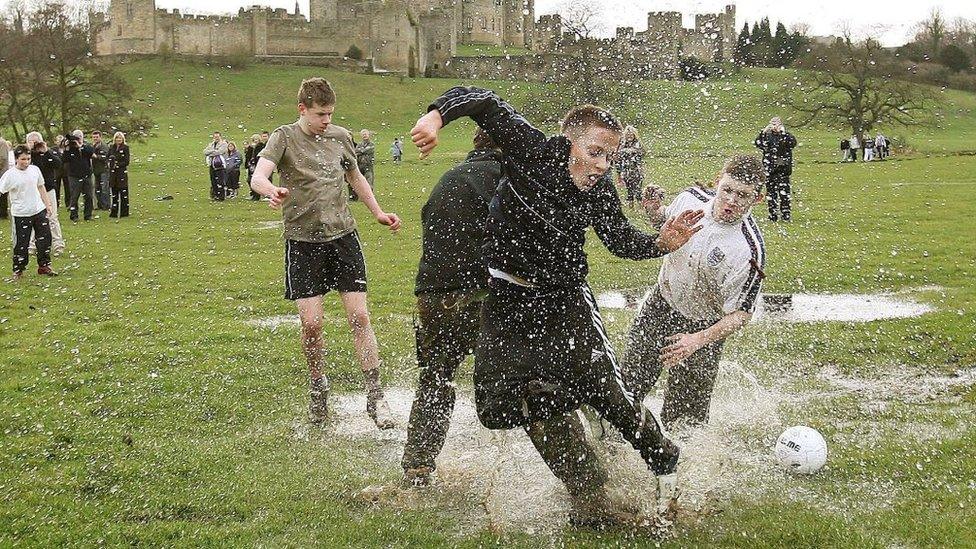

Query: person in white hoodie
[849,135,860,162]
[0,145,57,279]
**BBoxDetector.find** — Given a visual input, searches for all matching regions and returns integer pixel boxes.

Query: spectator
[840,137,850,162]
[1,145,56,279]
[352,129,376,201]
[875,133,888,160]
[203,131,228,201]
[863,135,876,161]
[224,141,242,198]
[91,131,111,210]
[849,134,860,162]
[244,133,260,200]
[62,130,96,222]
[0,134,10,219]
[27,132,65,255]
[107,132,131,218]
[754,117,797,222]
[390,136,403,165]
[615,125,645,208]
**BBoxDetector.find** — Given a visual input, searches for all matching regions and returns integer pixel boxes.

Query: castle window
[395,27,400,37]
[126,2,133,19]
[480,17,486,30]
[117,24,122,36]
[435,42,441,50]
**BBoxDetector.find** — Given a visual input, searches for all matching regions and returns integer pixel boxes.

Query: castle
[95,1,736,79]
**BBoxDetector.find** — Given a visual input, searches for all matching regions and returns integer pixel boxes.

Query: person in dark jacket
[91,131,111,210]
[224,141,242,198]
[107,132,130,218]
[61,130,95,222]
[411,87,703,526]
[754,117,797,222]
[615,125,645,208]
[27,132,65,255]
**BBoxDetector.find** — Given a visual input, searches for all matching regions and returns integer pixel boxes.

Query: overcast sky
[15,0,975,47]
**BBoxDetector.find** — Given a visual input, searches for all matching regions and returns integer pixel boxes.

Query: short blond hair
[113,131,126,144]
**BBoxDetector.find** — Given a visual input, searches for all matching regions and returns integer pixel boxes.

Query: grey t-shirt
[259,121,360,243]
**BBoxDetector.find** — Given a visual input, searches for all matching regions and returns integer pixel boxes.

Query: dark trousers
[766,170,792,221]
[225,169,240,193]
[209,167,225,201]
[95,172,111,210]
[67,175,94,221]
[623,287,724,429]
[247,169,267,200]
[402,291,485,472]
[110,185,129,218]
[475,280,677,475]
[13,211,52,272]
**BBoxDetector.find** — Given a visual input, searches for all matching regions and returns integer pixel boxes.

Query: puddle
[325,359,783,535]
[596,289,934,323]
[246,315,299,329]
[255,220,283,230]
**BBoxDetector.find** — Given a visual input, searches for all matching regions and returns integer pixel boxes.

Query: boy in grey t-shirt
[251,77,402,429]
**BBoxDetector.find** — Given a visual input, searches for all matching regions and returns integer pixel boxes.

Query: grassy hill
[1,59,974,547]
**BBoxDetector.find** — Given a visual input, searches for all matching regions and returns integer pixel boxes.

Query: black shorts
[284,232,367,300]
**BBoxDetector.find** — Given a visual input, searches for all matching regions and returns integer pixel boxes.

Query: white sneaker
[655,473,679,517]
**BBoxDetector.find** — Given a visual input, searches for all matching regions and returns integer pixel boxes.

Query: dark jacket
[429,87,665,289]
[91,142,109,175]
[754,129,797,174]
[250,142,266,169]
[244,144,255,172]
[415,148,502,295]
[107,144,130,189]
[62,142,94,178]
[31,149,62,192]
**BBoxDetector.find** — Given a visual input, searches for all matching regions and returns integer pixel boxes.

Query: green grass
[1,59,974,547]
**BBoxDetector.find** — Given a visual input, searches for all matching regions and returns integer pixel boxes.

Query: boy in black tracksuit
[411,87,703,522]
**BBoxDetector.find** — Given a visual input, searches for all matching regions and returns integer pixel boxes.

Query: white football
[775,426,828,474]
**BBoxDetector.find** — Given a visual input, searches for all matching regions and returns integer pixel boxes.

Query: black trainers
[568,490,642,531]
[308,377,330,424]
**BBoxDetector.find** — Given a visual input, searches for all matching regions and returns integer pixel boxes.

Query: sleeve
[754,132,766,150]
[664,189,704,219]
[33,166,45,188]
[785,133,797,149]
[723,260,764,314]
[340,130,359,172]
[429,87,547,164]
[0,171,10,193]
[258,129,287,166]
[121,146,130,169]
[590,177,665,259]
[203,143,215,156]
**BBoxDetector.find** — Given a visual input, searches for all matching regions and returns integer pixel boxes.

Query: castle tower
[720,4,736,62]
[309,0,337,24]
[103,0,157,55]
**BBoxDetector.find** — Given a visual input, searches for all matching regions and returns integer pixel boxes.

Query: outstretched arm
[661,311,752,368]
[592,181,703,259]
[411,87,546,161]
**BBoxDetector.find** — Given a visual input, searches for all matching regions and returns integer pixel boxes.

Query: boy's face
[713,173,763,223]
[566,126,620,192]
[299,102,335,135]
[261,132,269,143]
[15,153,30,170]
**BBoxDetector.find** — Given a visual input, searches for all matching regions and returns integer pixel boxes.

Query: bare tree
[0,1,152,142]
[779,32,942,145]
[913,7,947,58]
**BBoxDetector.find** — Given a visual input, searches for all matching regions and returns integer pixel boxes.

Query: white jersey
[0,165,46,218]
[656,187,766,321]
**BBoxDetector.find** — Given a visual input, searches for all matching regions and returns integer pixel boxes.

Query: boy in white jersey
[623,155,767,429]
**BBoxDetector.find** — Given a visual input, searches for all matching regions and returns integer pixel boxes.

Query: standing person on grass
[616,125,645,209]
[390,137,403,165]
[350,129,376,201]
[108,132,131,218]
[26,132,65,255]
[1,146,57,280]
[250,77,401,429]
[91,131,111,210]
[224,142,242,198]
[411,87,703,527]
[0,135,11,219]
[62,131,95,222]
[203,132,228,201]
[245,134,260,199]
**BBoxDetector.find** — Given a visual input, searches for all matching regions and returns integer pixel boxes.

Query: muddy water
[596,289,934,323]
[325,360,783,535]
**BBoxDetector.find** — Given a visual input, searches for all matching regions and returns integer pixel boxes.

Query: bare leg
[339,291,394,428]
[296,296,329,422]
